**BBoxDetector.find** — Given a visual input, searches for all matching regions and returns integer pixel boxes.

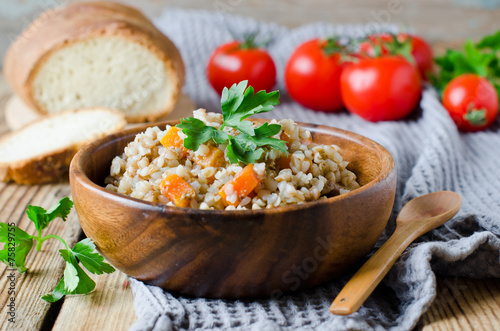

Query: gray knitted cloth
[129,8,500,331]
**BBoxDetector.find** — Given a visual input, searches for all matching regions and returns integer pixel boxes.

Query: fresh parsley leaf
[477,30,500,51]
[254,122,281,137]
[251,123,288,154]
[177,81,287,164]
[463,40,495,76]
[26,197,73,232]
[221,81,280,128]
[0,197,115,302]
[177,117,228,151]
[46,197,73,223]
[72,238,115,275]
[42,249,96,302]
[63,261,79,291]
[0,223,33,272]
[227,135,263,164]
[235,120,255,136]
[26,206,48,232]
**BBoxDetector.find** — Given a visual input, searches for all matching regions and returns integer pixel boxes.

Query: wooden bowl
[69,120,396,299]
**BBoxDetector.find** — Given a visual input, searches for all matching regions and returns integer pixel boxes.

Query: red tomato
[340,56,422,122]
[358,33,433,80]
[442,74,499,132]
[207,41,276,95]
[284,39,346,112]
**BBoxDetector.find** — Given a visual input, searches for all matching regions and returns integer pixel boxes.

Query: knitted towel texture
[129,8,500,331]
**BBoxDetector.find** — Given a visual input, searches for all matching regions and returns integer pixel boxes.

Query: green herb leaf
[235,120,255,136]
[227,135,263,164]
[221,81,280,128]
[72,238,115,275]
[0,223,33,272]
[178,81,287,164]
[26,197,73,232]
[225,123,287,164]
[0,197,115,302]
[63,262,79,291]
[46,197,74,223]
[477,30,500,51]
[177,117,229,151]
[26,206,48,232]
[42,249,96,302]
[251,123,288,154]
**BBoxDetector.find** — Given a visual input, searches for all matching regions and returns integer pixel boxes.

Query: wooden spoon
[330,191,461,315]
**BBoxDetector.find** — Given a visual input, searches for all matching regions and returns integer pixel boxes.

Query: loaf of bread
[0,109,126,185]
[4,1,185,123]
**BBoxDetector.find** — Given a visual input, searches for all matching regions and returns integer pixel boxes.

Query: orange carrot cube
[219,164,260,206]
[193,146,225,168]
[160,174,195,208]
[160,127,188,157]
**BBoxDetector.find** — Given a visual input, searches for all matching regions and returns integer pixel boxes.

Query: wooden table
[1,73,500,330]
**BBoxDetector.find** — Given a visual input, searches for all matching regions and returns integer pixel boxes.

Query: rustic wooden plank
[422,278,500,331]
[52,272,137,331]
[0,183,81,331]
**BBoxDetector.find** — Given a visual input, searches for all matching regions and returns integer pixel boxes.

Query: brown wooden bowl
[69,120,396,299]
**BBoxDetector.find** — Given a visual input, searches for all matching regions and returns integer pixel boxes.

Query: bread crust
[4,1,185,123]
[0,108,126,185]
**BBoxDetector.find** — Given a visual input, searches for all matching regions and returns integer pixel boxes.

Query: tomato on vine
[358,33,433,80]
[207,34,276,95]
[284,38,349,112]
[340,55,422,122]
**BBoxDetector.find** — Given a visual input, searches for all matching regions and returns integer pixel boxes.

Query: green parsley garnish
[432,30,500,98]
[0,197,115,302]
[177,80,288,164]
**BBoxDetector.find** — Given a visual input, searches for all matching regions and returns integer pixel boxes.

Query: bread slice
[0,108,126,185]
[4,92,197,131]
[4,1,185,123]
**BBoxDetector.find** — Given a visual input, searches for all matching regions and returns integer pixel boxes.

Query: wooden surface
[1,0,500,327]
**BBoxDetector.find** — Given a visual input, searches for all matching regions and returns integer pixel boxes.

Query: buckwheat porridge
[105,108,360,210]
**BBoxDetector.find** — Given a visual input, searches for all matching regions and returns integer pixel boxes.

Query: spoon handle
[329,223,418,315]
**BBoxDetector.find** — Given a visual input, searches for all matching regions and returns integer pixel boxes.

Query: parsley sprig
[0,197,115,302]
[432,30,500,97]
[177,81,288,164]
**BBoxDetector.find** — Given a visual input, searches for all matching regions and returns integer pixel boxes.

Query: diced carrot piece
[276,155,292,170]
[160,174,195,208]
[280,131,292,146]
[193,146,225,168]
[219,164,260,206]
[160,127,188,157]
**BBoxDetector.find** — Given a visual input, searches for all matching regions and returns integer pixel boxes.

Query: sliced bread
[4,1,185,123]
[0,108,126,185]
[4,92,197,131]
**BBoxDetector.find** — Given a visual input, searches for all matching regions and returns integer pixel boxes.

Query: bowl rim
[70,119,396,216]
